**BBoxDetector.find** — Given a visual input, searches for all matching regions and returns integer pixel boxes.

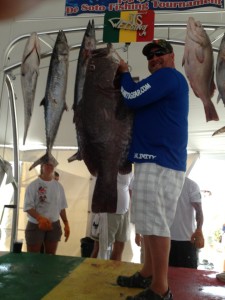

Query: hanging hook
[112,48,132,72]
[123,42,131,52]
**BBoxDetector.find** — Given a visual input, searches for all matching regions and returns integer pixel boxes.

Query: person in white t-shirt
[23,161,70,254]
[169,177,204,268]
[90,172,133,261]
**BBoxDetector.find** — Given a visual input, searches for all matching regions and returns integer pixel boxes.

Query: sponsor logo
[134,153,156,160]
[108,13,148,37]
[121,83,151,99]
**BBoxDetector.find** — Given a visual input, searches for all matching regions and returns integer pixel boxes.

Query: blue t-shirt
[120,68,189,171]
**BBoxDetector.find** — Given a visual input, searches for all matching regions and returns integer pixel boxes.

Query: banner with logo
[65,0,224,16]
[103,11,155,43]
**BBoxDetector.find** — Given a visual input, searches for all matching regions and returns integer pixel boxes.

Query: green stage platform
[0,253,84,300]
[0,252,224,300]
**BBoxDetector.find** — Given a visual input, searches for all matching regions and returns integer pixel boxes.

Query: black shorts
[25,220,62,245]
[169,240,198,269]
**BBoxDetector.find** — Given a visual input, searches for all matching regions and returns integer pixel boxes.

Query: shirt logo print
[38,186,47,203]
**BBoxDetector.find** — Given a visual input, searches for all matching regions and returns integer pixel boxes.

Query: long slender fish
[74,20,96,109]
[68,20,96,163]
[75,44,133,213]
[29,30,69,170]
[182,17,219,122]
[21,32,41,145]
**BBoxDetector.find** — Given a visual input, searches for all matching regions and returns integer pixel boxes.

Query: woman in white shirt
[23,161,70,254]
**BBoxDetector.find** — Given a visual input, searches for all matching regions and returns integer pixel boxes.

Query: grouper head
[87,43,121,90]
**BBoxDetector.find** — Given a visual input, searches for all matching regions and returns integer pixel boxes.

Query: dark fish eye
[89,64,95,71]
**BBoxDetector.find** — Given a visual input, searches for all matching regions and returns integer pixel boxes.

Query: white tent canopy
[1,3,225,153]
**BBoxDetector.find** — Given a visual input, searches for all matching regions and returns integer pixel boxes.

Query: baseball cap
[142,39,173,58]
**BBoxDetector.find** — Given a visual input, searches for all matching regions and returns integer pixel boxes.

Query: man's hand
[36,215,52,231]
[191,229,204,248]
[118,59,129,73]
[64,221,70,242]
[135,233,143,247]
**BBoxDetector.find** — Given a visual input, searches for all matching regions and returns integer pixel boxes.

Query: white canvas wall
[0,148,198,263]
[0,148,142,262]
[0,149,91,257]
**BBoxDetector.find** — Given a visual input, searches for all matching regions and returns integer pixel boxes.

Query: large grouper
[73,41,133,213]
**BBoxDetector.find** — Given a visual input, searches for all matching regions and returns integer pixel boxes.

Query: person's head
[41,163,55,177]
[142,39,174,74]
[40,157,57,178]
[54,171,59,181]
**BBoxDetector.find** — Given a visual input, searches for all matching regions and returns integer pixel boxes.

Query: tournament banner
[65,0,224,16]
[103,10,155,43]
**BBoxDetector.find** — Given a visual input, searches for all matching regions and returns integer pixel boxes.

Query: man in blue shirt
[117,40,189,300]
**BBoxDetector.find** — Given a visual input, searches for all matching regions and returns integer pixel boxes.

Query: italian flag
[103,10,155,43]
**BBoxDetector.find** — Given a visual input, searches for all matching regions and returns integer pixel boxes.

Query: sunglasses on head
[147,49,168,60]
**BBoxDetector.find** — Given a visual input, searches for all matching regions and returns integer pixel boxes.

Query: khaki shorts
[131,163,185,237]
[90,212,130,245]
[107,211,130,244]
[25,220,62,245]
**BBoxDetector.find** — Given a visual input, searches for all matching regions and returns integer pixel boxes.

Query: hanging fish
[21,32,41,145]
[182,17,219,122]
[211,34,225,136]
[29,30,69,170]
[68,20,96,163]
[74,43,133,213]
[216,33,225,106]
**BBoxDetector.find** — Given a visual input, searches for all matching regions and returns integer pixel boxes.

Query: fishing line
[113,46,132,72]
[123,43,131,64]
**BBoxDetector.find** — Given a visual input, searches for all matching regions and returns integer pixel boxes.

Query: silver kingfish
[29,30,69,170]
[68,20,96,163]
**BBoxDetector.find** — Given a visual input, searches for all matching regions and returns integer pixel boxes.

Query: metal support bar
[5,74,19,252]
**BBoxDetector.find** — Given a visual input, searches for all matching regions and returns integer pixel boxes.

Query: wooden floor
[0,253,224,299]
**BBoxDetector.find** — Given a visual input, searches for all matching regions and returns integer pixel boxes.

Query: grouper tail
[91,172,118,213]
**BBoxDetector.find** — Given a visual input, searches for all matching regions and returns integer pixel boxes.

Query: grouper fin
[212,126,225,136]
[119,161,132,175]
[29,152,58,171]
[203,101,219,122]
[40,98,46,106]
[91,174,117,213]
[67,150,82,162]
[68,150,98,176]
